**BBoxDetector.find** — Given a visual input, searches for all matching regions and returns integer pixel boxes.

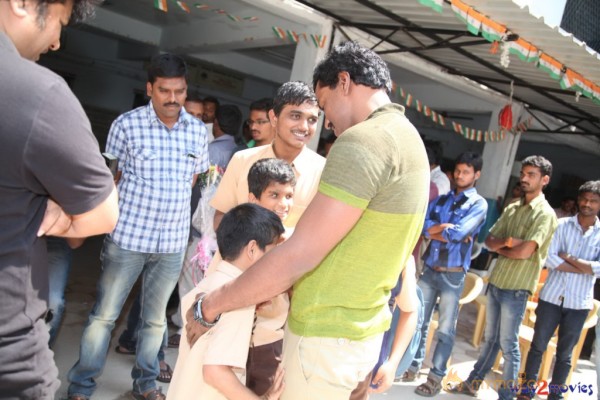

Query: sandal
[156,362,173,383]
[167,333,180,348]
[415,375,443,397]
[448,380,478,397]
[397,369,417,382]
[115,345,135,355]
[131,388,165,400]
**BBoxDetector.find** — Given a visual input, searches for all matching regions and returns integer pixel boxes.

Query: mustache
[163,102,180,107]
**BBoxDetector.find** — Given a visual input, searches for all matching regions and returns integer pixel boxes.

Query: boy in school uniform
[167,203,285,400]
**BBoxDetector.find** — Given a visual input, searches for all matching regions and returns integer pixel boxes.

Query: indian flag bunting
[418,0,444,13]
[272,26,286,39]
[396,85,514,142]
[451,0,470,24]
[194,3,209,9]
[243,16,259,21]
[465,9,483,36]
[576,77,594,98]
[287,30,299,43]
[509,39,539,63]
[154,0,167,12]
[559,69,578,90]
[227,13,241,21]
[537,53,562,81]
[480,15,506,43]
[592,84,600,105]
[174,1,190,13]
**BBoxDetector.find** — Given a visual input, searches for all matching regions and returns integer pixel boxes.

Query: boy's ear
[248,192,259,204]
[244,239,257,257]
[268,109,277,128]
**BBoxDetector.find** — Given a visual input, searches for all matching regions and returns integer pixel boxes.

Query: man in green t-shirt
[186,41,429,399]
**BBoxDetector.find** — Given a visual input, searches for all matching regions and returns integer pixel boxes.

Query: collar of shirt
[216,260,244,277]
[451,187,477,200]
[144,101,192,129]
[267,143,314,180]
[567,214,600,231]
[212,134,235,144]
[518,192,547,209]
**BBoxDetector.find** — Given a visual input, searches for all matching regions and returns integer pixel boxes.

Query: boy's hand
[368,362,394,394]
[262,363,285,400]
[185,292,210,346]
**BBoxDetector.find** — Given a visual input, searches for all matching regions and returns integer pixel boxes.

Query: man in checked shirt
[404,152,488,397]
[67,53,208,400]
[519,180,600,400]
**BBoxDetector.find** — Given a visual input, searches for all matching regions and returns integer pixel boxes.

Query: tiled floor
[52,236,598,399]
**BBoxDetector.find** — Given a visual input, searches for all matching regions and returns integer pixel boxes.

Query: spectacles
[246,119,270,127]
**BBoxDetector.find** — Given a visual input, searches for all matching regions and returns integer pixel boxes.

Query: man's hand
[38,198,71,237]
[368,362,394,394]
[185,292,209,346]
[262,363,285,400]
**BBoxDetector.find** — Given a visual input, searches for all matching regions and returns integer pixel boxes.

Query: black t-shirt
[0,32,114,337]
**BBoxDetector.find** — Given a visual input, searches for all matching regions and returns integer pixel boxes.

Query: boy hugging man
[169,158,295,400]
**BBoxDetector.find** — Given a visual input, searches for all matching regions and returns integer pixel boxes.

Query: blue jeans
[118,293,168,362]
[409,268,465,378]
[46,236,73,346]
[522,300,588,400]
[466,284,529,400]
[67,237,184,397]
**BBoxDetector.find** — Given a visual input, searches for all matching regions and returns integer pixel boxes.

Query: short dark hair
[312,41,392,93]
[521,155,553,179]
[217,203,284,261]
[579,180,600,197]
[215,105,242,136]
[272,81,318,116]
[250,98,274,114]
[186,92,204,104]
[36,0,100,25]
[455,152,483,172]
[248,158,296,199]
[203,96,220,107]
[147,53,187,84]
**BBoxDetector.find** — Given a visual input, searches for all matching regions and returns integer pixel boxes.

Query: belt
[432,266,464,273]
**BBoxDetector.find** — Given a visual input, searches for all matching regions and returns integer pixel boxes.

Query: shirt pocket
[130,147,158,180]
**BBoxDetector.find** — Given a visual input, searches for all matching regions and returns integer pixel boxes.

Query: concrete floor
[51,236,598,400]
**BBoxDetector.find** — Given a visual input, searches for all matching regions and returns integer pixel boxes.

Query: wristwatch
[193,294,221,328]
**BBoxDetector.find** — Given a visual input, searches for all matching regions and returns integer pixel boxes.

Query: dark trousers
[522,300,588,400]
[246,339,283,396]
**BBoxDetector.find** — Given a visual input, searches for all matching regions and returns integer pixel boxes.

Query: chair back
[459,272,484,306]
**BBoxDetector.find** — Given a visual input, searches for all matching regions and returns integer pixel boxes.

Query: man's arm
[189,193,363,343]
[496,240,538,260]
[441,200,487,243]
[559,252,595,275]
[38,187,119,238]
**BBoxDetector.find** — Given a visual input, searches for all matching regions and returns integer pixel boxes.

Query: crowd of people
[1,1,599,400]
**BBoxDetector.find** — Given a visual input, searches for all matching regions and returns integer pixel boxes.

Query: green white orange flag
[537,53,562,81]
[154,0,167,12]
[176,1,190,13]
[451,0,470,24]
[480,15,506,43]
[559,69,579,91]
[418,0,444,13]
[509,38,539,63]
[465,9,482,36]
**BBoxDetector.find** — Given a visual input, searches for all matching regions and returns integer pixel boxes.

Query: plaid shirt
[422,187,488,271]
[107,102,208,253]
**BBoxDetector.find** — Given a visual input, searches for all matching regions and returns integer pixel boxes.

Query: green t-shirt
[288,104,429,340]
[489,194,557,293]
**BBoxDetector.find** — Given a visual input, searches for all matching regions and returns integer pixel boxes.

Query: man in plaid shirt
[67,54,208,400]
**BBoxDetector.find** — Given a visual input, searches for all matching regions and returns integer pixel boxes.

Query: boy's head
[247,158,296,221]
[217,203,284,263]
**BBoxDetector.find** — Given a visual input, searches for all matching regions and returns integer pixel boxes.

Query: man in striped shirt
[452,155,557,400]
[519,180,600,400]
